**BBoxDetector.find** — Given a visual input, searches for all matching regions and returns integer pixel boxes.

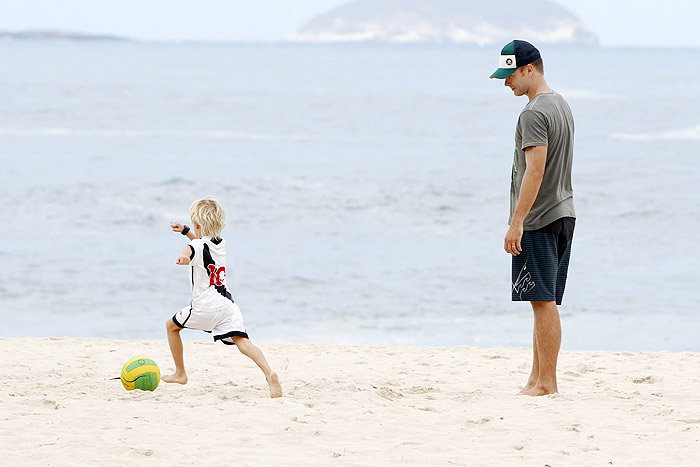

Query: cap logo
[499,54,517,69]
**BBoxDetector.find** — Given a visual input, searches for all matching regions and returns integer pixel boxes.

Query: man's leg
[522,300,560,396]
[520,327,540,394]
[162,319,188,384]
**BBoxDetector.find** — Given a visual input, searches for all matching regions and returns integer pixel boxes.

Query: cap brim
[490,67,516,79]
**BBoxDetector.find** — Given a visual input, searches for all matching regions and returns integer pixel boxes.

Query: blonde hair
[189,196,226,238]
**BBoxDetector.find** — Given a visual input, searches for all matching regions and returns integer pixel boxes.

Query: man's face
[504,67,529,97]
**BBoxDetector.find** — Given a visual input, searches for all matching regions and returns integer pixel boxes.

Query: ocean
[1,40,698,351]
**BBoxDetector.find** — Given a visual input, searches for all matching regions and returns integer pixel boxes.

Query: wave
[557,88,620,100]
[613,124,700,141]
[0,127,315,141]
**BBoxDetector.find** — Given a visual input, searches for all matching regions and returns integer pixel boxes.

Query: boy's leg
[232,336,282,398]
[162,318,188,384]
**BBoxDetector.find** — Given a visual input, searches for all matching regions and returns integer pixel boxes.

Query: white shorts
[172,302,248,345]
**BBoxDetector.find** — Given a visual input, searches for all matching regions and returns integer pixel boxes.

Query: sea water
[1,41,698,351]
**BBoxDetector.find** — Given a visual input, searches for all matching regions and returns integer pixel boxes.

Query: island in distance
[288,0,599,46]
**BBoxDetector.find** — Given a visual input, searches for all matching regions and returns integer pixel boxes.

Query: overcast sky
[0,0,696,47]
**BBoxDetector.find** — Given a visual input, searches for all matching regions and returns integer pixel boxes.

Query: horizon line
[0,29,696,49]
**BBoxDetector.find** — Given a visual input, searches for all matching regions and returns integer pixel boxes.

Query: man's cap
[490,40,541,79]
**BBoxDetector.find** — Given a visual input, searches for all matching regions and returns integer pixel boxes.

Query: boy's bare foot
[162,373,188,384]
[267,372,282,398]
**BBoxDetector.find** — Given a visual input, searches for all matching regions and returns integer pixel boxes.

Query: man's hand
[171,221,184,233]
[504,222,524,256]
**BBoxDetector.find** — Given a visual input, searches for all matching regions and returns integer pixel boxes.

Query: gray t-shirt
[510,91,576,230]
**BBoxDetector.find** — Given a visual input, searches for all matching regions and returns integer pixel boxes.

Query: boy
[163,196,283,398]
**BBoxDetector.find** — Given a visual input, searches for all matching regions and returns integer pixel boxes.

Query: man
[490,40,576,396]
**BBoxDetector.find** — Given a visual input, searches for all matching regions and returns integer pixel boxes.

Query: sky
[0,0,696,47]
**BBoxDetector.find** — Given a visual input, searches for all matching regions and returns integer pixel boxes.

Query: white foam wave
[613,124,700,141]
[0,128,314,141]
[556,88,619,100]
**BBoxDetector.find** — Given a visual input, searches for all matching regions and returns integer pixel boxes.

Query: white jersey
[186,236,234,311]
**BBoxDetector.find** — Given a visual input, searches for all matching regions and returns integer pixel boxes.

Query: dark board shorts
[512,217,575,305]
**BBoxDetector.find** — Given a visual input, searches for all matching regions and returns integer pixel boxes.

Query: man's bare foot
[519,379,537,394]
[521,384,557,397]
[267,372,282,398]
[161,373,188,384]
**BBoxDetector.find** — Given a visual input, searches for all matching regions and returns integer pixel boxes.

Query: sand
[1,337,699,466]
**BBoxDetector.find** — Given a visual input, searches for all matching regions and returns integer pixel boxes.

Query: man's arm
[504,145,547,256]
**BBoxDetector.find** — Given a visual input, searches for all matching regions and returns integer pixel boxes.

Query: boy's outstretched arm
[176,245,193,265]
[171,221,196,240]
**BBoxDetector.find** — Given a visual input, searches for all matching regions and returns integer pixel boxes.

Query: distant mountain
[288,0,598,45]
[0,30,130,42]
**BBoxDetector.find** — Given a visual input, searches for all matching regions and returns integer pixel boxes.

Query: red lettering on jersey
[207,264,226,287]
[216,267,226,285]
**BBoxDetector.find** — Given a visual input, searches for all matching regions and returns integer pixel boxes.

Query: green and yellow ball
[120,356,160,391]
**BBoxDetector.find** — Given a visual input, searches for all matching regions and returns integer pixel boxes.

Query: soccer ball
[120,356,160,391]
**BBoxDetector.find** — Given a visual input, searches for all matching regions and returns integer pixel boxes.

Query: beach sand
[1,338,699,466]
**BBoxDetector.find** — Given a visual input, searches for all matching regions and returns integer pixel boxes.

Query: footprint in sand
[632,376,657,384]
